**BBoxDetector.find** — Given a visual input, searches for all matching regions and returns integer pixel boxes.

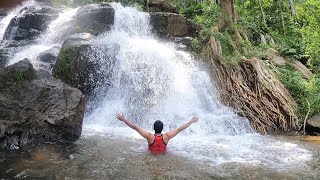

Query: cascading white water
[7,6,79,68]
[0,0,36,40]
[84,3,312,169]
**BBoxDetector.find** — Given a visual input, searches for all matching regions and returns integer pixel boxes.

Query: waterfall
[0,1,311,169]
[85,3,252,136]
[83,3,311,168]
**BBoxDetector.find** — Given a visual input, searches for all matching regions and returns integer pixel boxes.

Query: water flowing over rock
[3,4,58,42]
[52,33,108,97]
[0,59,85,149]
[73,3,115,35]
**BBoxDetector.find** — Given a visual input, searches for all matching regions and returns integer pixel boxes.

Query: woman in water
[116,113,198,153]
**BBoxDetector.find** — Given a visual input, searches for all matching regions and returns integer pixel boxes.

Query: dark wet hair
[154,120,163,134]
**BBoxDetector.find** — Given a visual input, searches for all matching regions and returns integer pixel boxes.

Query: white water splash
[0,1,37,40]
[83,3,312,169]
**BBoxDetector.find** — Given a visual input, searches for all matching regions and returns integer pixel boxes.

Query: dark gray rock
[3,5,58,41]
[52,33,97,96]
[73,3,115,35]
[37,46,60,71]
[0,59,85,149]
[306,113,320,135]
[52,33,116,97]
[38,46,60,63]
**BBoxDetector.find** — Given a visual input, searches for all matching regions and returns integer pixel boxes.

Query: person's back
[116,113,198,153]
[148,134,167,153]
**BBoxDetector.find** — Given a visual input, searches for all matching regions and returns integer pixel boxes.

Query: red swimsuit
[149,134,167,153]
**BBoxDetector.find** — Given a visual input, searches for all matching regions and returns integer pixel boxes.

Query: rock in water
[306,113,320,135]
[52,33,116,97]
[3,5,58,41]
[73,3,115,35]
[0,59,85,149]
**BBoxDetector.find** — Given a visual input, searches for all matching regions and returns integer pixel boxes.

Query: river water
[0,1,320,179]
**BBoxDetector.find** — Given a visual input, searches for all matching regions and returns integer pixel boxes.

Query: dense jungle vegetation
[55,0,320,123]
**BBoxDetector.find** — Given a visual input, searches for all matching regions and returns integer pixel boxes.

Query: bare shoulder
[162,133,169,144]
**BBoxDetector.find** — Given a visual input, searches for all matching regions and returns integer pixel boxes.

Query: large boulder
[306,113,320,135]
[148,0,178,13]
[73,3,115,35]
[52,33,116,97]
[150,12,202,38]
[3,5,58,41]
[52,33,100,96]
[0,59,85,149]
[287,60,312,79]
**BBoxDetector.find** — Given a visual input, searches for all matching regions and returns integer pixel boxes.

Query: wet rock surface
[0,59,85,149]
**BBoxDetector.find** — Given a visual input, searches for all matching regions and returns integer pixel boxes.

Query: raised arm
[165,116,198,141]
[116,113,152,141]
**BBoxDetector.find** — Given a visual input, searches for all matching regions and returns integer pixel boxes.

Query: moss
[12,71,24,82]
[54,50,71,78]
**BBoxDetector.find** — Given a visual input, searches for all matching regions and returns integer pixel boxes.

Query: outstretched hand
[190,116,199,123]
[116,113,126,121]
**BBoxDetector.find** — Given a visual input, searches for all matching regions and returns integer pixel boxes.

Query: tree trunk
[258,0,267,25]
[219,0,242,41]
[220,0,235,31]
[288,0,296,16]
[278,0,286,35]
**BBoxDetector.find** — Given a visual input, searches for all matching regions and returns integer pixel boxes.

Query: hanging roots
[200,43,298,134]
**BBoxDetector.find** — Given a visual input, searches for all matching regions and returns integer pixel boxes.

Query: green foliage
[296,0,320,73]
[54,50,71,76]
[191,38,202,53]
[276,66,320,120]
[12,71,24,82]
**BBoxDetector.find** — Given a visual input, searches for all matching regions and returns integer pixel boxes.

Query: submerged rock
[0,59,85,149]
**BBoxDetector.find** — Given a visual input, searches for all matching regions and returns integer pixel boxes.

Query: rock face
[52,33,97,96]
[3,5,58,41]
[73,3,115,35]
[148,0,178,13]
[287,60,312,79]
[0,59,85,149]
[150,12,202,38]
[52,33,116,97]
[37,46,60,70]
[306,113,320,135]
